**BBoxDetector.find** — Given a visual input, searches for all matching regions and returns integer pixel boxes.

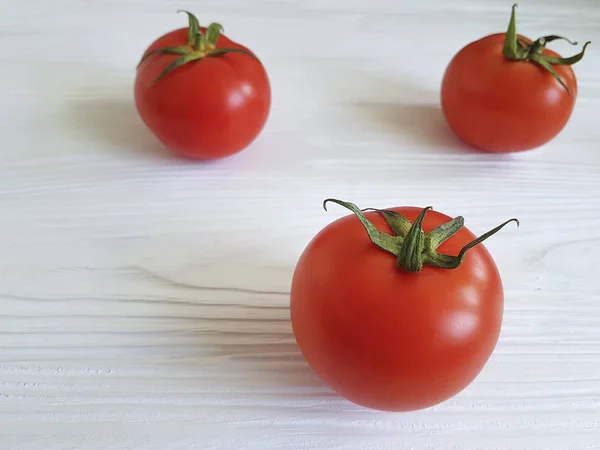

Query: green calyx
[502,4,591,95]
[137,10,258,85]
[323,199,519,273]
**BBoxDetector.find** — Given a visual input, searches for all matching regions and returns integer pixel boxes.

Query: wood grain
[1,0,600,448]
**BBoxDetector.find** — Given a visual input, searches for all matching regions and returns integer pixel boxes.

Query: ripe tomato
[441,4,590,153]
[290,199,518,411]
[134,11,271,160]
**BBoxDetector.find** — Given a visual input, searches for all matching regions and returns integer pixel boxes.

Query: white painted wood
[2,0,600,448]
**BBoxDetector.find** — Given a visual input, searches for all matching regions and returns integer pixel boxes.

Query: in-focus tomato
[441,4,590,153]
[290,199,518,412]
[135,11,271,160]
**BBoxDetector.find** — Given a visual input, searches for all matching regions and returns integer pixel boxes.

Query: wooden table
[2,0,599,448]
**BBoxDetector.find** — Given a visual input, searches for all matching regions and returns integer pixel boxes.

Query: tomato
[441,4,590,153]
[134,11,271,160]
[290,199,518,412]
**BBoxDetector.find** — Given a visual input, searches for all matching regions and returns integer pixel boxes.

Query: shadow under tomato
[352,101,483,155]
[324,69,481,155]
[69,97,182,161]
[138,259,329,392]
[211,311,329,395]
[204,304,328,391]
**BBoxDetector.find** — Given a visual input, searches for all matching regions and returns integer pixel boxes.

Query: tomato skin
[441,33,577,153]
[290,207,504,412]
[134,28,271,160]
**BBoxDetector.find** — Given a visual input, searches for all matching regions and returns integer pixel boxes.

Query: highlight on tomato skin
[134,10,271,160]
[440,4,590,153]
[289,199,519,412]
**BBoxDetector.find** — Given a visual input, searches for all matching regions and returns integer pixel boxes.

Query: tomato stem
[361,208,412,236]
[194,32,204,52]
[397,207,430,272]
[324,199,519,273]
[502,4,519,59]
[138,10,260,85]
[205,23,225,49]
[501,4,591,95]
[178,10,201,46]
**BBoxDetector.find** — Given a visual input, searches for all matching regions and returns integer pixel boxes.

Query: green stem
[502,4,519,59]
[205,23,224,48]
[136,45,190,68]
[209,47,258,60]
[527,37,546,57]
[501,4,591,95]
[543,41,591,66]
[362,208,412,237]
[323,199,403,256]
[427,216,465,249]
[138,10,260,85]
[177,10,200,46]
[151,53,204,85]
[542,35,578,46]
[396,207,430,272]
[194,32,204,52]
[324,199,519,273]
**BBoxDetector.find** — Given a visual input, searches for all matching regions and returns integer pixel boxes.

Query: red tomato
[290,199,518,412]
[441,5,590,153]
[134,11,271,159]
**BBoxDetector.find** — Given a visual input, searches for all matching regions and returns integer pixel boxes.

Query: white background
[2,0,600,448]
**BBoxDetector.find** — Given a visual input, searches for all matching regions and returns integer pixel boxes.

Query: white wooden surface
[2,0,600,448]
